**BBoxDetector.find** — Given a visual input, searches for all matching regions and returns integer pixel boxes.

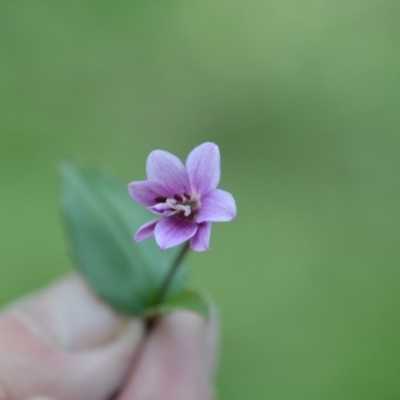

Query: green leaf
[144,288,211,318]
[59,159,188,316]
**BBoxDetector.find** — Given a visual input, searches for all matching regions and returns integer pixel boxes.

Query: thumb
[0,275,143,400]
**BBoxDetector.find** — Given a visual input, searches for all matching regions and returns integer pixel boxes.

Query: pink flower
[128,142,237,251]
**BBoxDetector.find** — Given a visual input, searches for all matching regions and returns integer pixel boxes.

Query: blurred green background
[1,0,400,398]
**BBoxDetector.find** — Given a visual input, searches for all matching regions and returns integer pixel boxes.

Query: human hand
[0,275,217,400]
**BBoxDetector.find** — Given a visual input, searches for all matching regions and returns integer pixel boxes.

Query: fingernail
[10,274,127,352]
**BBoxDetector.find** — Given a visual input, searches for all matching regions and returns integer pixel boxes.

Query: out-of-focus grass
[1,1,400,398]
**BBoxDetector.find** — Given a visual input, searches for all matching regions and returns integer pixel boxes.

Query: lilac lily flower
[128,142,237,251]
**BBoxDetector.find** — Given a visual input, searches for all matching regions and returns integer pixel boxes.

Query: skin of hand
[0,275,218,400]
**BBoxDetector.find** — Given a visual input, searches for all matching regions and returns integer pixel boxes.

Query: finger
[0,274,143,400]
[117,311,218,400]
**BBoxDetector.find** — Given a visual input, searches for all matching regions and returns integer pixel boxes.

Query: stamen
[175,204,191,217]
[166,198,177,207]
[152,194,197,219]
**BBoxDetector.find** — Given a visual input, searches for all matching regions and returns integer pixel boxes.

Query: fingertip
[160,309,219,377]
[10,274,126,352]
[117,309,219,400]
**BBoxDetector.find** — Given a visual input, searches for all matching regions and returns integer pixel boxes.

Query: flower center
[153,193,200,219]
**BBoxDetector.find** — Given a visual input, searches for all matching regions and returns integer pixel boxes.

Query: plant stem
[152,241,190,306]
[145,242,191,333]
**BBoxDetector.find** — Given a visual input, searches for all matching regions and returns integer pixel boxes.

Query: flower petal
[196,189,237,223]
[190,222,212,252]
[146,150,190,196]
[147,202,171,215]
[128,181,168,206]
[154,218,198,250]
[134,219,159,242]
[186,142,220,195]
